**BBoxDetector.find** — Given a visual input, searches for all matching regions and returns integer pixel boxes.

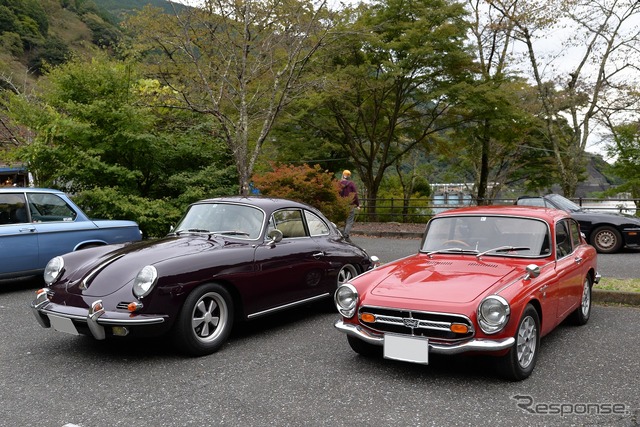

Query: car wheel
[337,264,358,287]
[347,335,382,358]
[500,304,540,381]
[569,275,592,326]
[591,225,622,253]
[171,283,234,356]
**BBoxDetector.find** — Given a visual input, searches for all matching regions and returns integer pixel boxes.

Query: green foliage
[605,122,640,208]
[251,163,352,223]
[72,187,182,237]
[4,54,238,237]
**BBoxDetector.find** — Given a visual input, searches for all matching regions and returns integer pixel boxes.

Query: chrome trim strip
[81,254,125,289]
[334,320,515,355]
[247,293,330,319]
[359,305,473,323]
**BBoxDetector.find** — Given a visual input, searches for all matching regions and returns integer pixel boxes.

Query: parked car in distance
[1,188,142,280]
[32,196,379,356]
[334,205,599,380]
[515,193,640,253]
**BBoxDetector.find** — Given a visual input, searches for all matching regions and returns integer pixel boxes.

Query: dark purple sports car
[31,196,378,356]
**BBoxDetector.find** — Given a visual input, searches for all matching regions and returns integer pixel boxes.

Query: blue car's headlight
[335,284,358,318]
[477,295,510,334]
[44,256,64,285]
[132,265,158,298]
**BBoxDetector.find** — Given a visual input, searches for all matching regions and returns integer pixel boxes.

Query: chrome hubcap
[338,265,357,286]
[581,279,591,317]
[516,316,537,369]
[192,292,227,342]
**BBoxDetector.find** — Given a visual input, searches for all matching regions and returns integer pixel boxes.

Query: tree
[605,122,640,208]
[302,0,474,218]
[125,0,331,195]
[488,0,640,197]
[3,54,237,236]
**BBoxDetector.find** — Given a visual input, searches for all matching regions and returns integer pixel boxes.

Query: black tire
[569,276,592,326]
[499,304,540,381]
[590,225,623,254]
[171,283,234,356]
[347,335,382,358]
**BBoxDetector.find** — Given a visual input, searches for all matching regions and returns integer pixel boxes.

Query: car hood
[62,235,236,297]
[365,255,519,304]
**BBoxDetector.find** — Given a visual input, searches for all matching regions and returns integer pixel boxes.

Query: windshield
[421,215,551,257]
[547,194,582,212]
[174,203,265,239]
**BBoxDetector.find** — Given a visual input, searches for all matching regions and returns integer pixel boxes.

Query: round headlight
[43,256,64,285]
[132,265,158,298]
[334,284,358,318]
[477,295,510,334]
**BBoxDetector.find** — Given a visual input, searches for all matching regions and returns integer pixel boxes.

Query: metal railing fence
[356,196,640,223]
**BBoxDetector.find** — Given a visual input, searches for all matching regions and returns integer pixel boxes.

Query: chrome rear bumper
[335,320,515,355]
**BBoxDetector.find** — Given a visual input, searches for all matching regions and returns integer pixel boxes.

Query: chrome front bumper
[31,290,165,340]
[335,320,515,355]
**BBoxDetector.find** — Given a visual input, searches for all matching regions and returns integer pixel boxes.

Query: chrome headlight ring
[132,265,158,298]
[44,256,65,285]
[334,283,359,318]
[477,295,511,334]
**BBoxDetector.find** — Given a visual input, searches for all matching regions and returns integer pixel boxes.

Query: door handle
[574,257,583,264]
[19,227,36,233]
[312,252,324,259]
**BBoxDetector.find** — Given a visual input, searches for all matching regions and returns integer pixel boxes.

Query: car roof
[195,196,317,211]
[0,187,65,194]
[435,204,569,223]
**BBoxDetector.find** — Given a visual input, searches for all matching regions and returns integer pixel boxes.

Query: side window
[27,193,77,222]
[555,220,573,259]
[273,209,307,238]
[569,220,582,248]
[517,198,546,207]
[304,210,330,236]
[0,194,28,224]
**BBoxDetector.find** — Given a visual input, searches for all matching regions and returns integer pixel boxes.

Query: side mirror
[267,228,283,244]
[524,264,541,281]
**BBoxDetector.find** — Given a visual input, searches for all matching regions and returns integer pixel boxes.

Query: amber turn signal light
[128,302,143,312]
[450,323,469,334]
[360,313,375,323]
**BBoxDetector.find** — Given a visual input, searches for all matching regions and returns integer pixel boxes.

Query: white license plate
[384,334,429,364]
[49,315,79,335]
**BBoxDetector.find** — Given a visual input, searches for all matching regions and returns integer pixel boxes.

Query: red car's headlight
[477,295,510,334]
[335,284,358,318]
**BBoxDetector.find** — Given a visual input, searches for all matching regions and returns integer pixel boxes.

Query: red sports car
[334,205,600,380]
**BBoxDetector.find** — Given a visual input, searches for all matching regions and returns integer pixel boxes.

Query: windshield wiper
[425,247,479,257]
[175,228,211,235]
[476,246,530,258]
[214,230,250,236]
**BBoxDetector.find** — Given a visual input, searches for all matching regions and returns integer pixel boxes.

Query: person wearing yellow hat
[339,169,360,239]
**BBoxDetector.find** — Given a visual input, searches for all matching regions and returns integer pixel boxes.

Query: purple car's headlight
[477,295,510,334]
[132,265,158,298]
[44,256,64,285]
[335,284,358,318]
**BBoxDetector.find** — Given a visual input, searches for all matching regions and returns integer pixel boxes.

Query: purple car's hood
[62,235,236,297]
[366,256,519,303]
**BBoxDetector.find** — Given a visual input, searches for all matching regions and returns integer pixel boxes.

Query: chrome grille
[358,306,474,341]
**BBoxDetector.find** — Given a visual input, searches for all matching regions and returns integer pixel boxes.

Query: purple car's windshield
[174,203,265,239]
[421,215,551,257]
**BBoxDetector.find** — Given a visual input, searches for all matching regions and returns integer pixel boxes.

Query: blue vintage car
[0,188,141,280]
